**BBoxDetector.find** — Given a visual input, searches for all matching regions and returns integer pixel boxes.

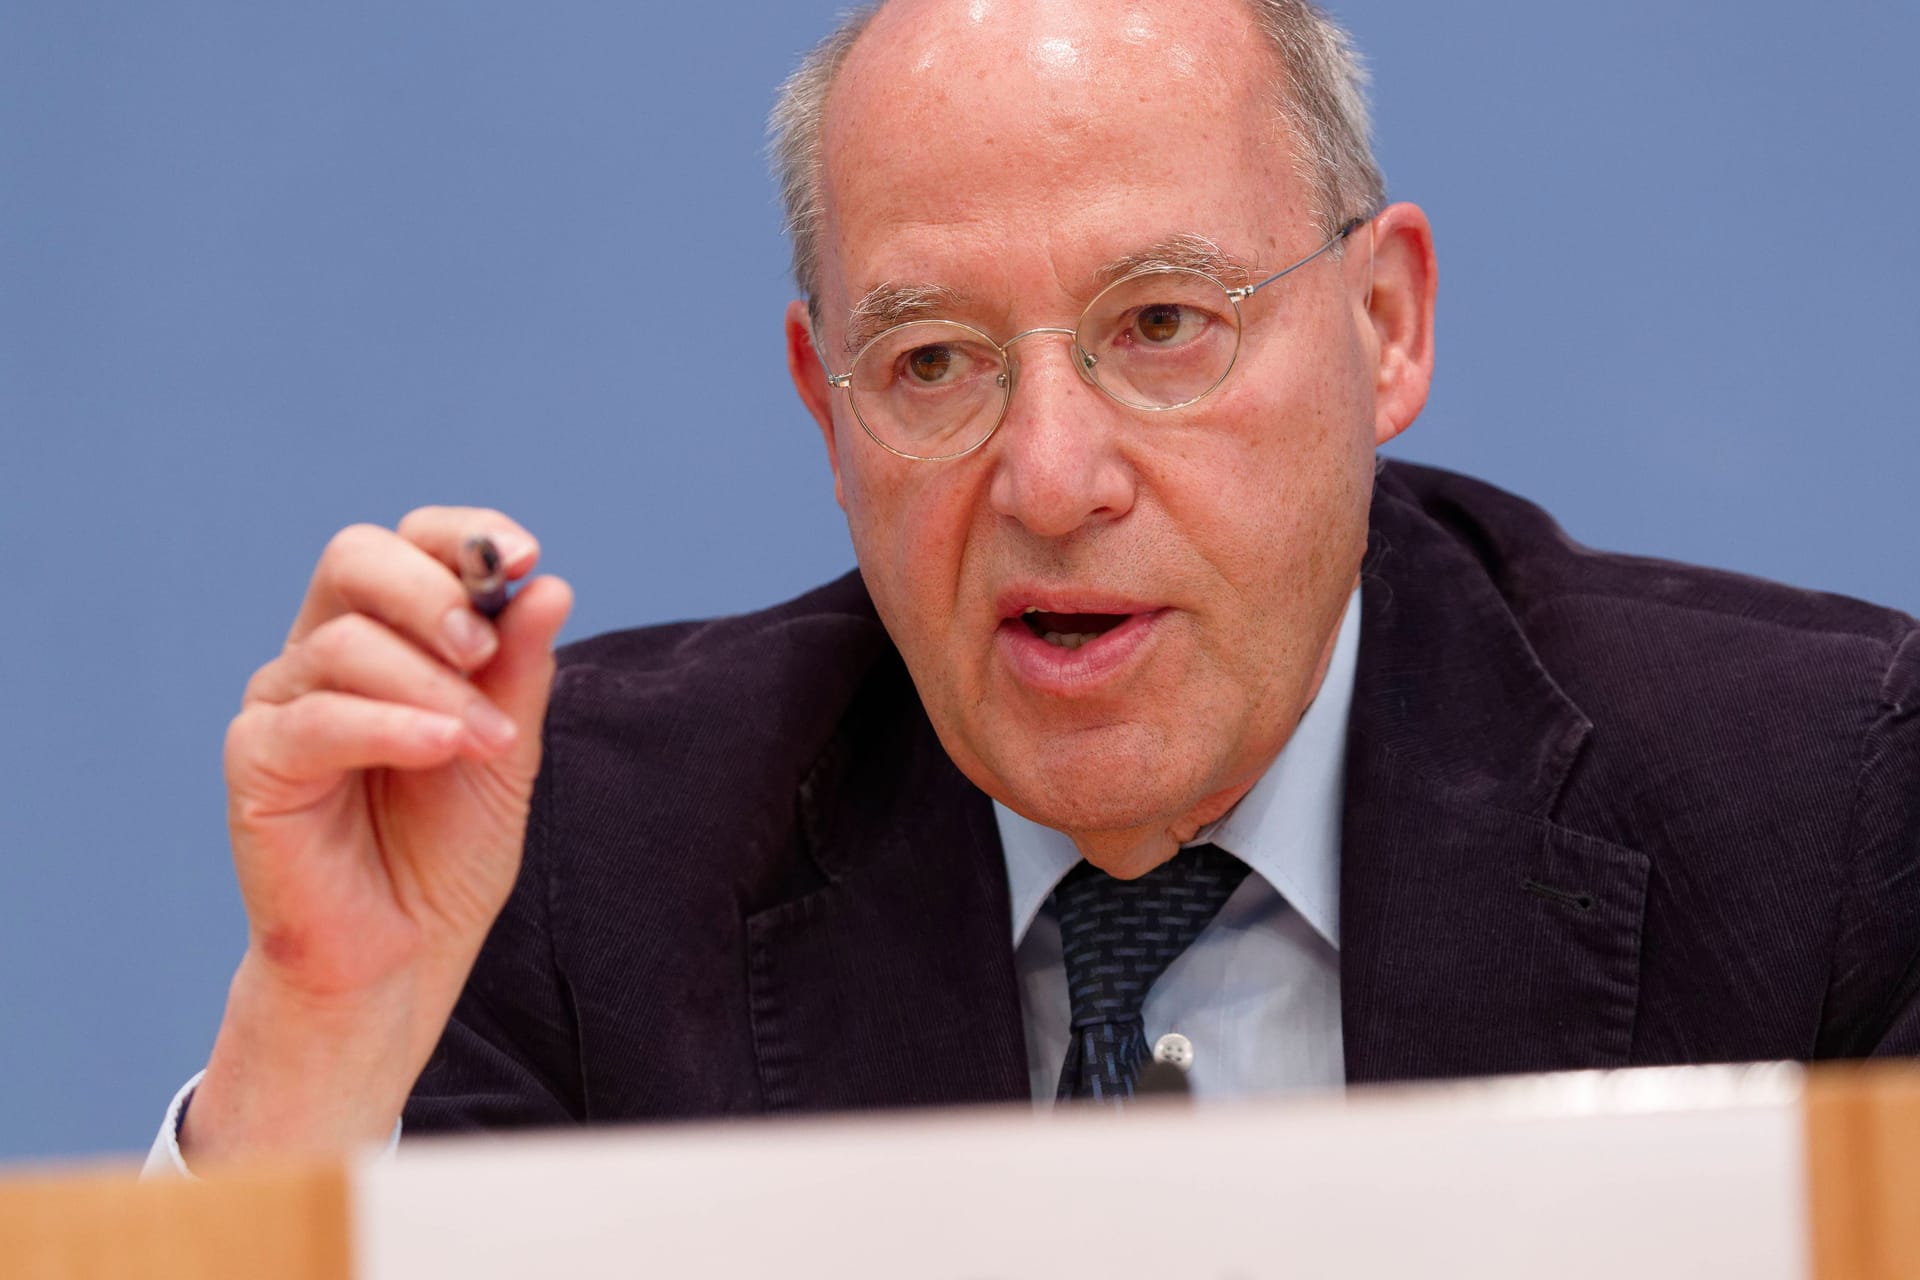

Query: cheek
[838,447,982,648]
[1175,374,1369,560]
[1146,365,1372,682]
[836,425,915,566]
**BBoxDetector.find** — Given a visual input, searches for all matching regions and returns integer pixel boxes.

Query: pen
[457,534,512,619]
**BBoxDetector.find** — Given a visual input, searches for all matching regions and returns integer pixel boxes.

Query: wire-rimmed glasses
[819,216,1369,461]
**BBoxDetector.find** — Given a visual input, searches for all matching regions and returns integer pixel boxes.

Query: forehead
[817,0,1303,308]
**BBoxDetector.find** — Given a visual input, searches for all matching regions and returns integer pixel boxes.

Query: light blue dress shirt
[997,587,1359,1105]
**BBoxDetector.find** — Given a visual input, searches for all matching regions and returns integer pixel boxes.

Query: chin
[982,722,1203,837]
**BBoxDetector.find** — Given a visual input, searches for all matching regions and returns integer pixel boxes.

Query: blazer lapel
[1341,478,1651,1084]
[745,655,1029,1113]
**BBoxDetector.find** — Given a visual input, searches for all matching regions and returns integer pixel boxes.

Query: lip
[992,584,1165,621]
[993,603,1168,696]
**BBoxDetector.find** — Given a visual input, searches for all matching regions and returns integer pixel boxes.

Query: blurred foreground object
[3,1063,1917,1279]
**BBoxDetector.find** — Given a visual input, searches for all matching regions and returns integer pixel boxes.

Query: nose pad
[998,326,1099,400]
[1073,344,1099,388]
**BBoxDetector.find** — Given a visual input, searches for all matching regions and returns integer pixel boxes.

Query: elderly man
[154,0,1918,1169]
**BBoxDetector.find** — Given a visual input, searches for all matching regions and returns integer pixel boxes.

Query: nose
[987,328,1137,538]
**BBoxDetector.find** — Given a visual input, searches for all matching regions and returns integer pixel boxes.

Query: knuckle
[272,693,320,739]
[321,523,384,573]
[325,522,382,556]
[242,659,286,706]
[395,506,445,540]
[277,690,353,747]
[224,705,271,768]
[308,612,380,662]
[223,709,251,756]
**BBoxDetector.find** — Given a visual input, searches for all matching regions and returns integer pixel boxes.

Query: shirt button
[1153,1032,1194,1071]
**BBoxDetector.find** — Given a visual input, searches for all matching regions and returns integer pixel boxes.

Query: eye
[906,344,957,384]
[1128,302,1209,347]
[854,323,999,399]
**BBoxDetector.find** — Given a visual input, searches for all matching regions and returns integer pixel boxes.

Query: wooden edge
[0,1157,350,1280]
[1806,1064,1920,1280]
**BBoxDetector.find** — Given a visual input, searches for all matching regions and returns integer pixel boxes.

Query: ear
[1360,202,1437,448]
[785,299,847,509]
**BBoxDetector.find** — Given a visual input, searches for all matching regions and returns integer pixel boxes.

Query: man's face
[788,0,1428,851]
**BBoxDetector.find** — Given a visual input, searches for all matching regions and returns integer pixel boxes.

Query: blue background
[3,1,1915,1162]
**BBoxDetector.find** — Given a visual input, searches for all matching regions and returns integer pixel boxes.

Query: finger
[394,506,540,581]
[289,524,499,672]
[227,692,466,792]
[470,575,574,769]
[246,615,520,753]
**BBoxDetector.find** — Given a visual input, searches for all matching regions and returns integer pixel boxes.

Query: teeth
[1042,632,1097,650]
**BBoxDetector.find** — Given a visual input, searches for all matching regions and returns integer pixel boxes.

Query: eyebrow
[1092,233,1259,288]
[842,282,966,357]
[838,234,1262,357]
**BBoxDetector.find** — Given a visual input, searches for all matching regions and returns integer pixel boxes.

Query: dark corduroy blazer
[406,461,1920,1132]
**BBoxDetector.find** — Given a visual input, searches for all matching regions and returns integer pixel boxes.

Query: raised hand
[183,507,572,1163]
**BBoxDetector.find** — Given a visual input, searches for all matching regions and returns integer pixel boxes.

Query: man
[152,0,1919,1170]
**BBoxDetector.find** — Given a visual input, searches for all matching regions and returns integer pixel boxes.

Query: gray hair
[767,0,1387,320]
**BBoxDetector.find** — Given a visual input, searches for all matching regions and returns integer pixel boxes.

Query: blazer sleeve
[1820,624,1920,1059]
[402,749,584,1133]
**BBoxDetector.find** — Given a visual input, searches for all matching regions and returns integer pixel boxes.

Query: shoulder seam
[1524,587,1917,647]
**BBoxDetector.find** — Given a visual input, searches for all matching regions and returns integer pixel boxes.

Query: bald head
[837,0,1261,133]
[773,0,1435,873]
[768,0,1384,315]
[822,0,1292,319]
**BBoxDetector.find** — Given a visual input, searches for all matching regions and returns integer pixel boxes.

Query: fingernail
[492,534,536,569]
[441,607,497,663]
[463,700,518,749]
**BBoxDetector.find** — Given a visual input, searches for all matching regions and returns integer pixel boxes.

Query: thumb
[472,574,574,773]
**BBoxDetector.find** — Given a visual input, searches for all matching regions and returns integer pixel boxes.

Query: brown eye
[1135,304,1187,344]
[907,345,955,383]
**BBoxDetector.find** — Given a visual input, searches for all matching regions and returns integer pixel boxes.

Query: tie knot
[1053,843,1250,1031]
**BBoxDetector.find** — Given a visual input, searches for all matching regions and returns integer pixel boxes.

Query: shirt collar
[994,586,1360,952]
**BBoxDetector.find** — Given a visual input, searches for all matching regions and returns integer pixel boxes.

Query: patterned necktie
[1053,843,1250,1103]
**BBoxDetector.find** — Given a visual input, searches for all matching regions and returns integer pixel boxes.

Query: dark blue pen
[458,534,512,619]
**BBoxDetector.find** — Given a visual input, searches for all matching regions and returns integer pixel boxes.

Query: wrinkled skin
[785,0,1436,876]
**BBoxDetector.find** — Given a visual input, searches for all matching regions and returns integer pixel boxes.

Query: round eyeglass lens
[1076,268,1242,410]
[848,319,1009,459]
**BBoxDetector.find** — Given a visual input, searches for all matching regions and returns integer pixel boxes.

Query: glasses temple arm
[1226,215,1371,303]
[804,314,854,386]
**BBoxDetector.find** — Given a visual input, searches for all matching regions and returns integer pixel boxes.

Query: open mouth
[1020,608,1132,650]
[995,596,1166,691]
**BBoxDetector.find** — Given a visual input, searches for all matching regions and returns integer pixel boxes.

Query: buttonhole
[1522,878,1596,913]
